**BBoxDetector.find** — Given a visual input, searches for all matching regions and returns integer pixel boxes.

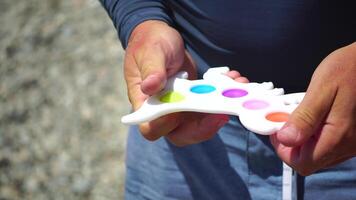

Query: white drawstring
[282,162,293,200]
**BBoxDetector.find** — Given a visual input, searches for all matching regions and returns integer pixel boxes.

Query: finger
[134,43,167,95]
[226,70,241,79]
[270,134,298,165]
[271,133,320,175]
[139,113,182,141]
[272,123,345,175]
[272,84,354,176]
[234,76,249,83]
[225,70,249,83]
[166,113,229,146]
[275,71,337,147]
[124,53,149,110]
[138,50,197,141]
[304,87,356,170]
[292,86,354,173]
[323,155,351,169]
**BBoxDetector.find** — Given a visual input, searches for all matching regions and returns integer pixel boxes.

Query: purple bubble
[222,88,248,98]
[243,100,270,110]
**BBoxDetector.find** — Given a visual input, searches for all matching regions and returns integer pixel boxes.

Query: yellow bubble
[159,91,185,103]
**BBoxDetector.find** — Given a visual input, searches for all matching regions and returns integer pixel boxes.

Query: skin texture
[124,20,248,146]
[270,42,356,176]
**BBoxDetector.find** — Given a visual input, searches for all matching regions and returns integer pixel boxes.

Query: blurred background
[0,0,129,199]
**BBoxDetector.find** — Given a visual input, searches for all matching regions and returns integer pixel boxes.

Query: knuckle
[141,132,159,141]
[165,134,189,147]
[297,167,314,176]
[194,125,219,142]
[293,162,315,176]
[139,125,161,141]
[141,133,160,141]
[293,108,316,130]
[288,156,314,176]
[195,130,216,142]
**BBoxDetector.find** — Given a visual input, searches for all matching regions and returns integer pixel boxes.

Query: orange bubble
[265,112,289,122]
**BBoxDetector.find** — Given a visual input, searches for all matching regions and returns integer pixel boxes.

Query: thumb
[134,44,168,95]
[276,75,336,147]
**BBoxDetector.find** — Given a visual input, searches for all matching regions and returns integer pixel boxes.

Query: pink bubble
[243,100,269,110]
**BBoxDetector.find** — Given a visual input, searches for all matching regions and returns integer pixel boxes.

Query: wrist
[129,20,169,44]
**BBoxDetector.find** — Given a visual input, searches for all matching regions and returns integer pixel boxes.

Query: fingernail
[278,125,300,143]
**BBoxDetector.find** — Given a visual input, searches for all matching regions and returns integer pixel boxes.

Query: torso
[165,0,356,92]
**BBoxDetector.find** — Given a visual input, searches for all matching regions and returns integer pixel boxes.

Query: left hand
[270,42,356,176]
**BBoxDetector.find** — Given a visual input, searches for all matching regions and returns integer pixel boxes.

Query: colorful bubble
[222,88,248,98]
[265,112,289,122]
[159,91,185,103]
[190,85,216,94]
[243,100,269,110]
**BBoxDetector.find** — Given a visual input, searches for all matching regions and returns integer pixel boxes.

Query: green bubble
[159,91,185,103]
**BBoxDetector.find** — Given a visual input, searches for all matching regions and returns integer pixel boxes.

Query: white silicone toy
[121,67,305,135]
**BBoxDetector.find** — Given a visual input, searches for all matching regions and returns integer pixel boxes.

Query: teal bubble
[190,85,216,94]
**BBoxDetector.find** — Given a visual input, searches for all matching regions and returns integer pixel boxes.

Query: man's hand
[124,20,248,146]
[270,42,356,176]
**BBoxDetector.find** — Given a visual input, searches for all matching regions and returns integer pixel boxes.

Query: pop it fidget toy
[122,67,305,135]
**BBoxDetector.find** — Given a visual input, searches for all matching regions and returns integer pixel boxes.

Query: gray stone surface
[0,0,129,199]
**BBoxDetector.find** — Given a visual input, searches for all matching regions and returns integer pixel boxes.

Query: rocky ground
[0,0,129,199]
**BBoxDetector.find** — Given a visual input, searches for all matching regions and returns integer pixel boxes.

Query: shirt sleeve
[100,0,173,49]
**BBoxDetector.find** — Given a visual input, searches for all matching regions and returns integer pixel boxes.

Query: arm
[100,1,249,146]
[99,0,173,48]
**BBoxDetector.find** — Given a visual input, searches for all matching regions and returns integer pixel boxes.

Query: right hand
[124,20,248,146]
